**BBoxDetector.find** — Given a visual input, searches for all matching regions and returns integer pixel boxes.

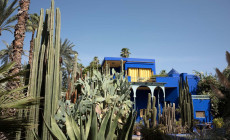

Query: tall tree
[26,13,39,65]
[0,0,18,36]
[159,70,167,75]
[211,51,230,138]
[60,38,77,66]
[120,48,131,58]
[10,0,30,88]
[212,51,230,115]
[91,56,99,69]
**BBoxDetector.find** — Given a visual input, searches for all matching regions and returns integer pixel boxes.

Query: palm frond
[26,13,40,33]
[0,62,15,74]
[2,14,17,27]
[211,85,225,99]
[0,69,28,83]
[0,97,42,109]
[226,51,230,67]
[0,0,18,25]
[0,85,27,98]
[216,68,230,89]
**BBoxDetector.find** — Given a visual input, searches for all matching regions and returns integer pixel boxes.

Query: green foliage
[213,118,224,128]
[53,69,134,139]
[159,70,168,76]
[26,13,40,33]
[47,102,136,140]
[0,0,18,36]
[26,1,62,139]
[120,48,131,58]
[60,38,78,67]
[0,62,38,109]
[161,102,176,133]
[0,62,39,139]
[76,69,133,121]
[0,40,26,65]
[179,77,194,130]
[194,67,230,117]
[211,51,230,138]
[142,93,157,128]
[140,125,172,140]
[82,56,101,76]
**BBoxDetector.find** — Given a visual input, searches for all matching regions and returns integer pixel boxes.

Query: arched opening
[153,87,164,121]
[136,86,151,111]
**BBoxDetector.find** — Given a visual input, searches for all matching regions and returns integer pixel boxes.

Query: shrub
[213,118,224,128]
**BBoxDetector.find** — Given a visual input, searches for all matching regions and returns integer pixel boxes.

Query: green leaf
[89,106,97,140]
[71,117,81,140]
[66,113,76,140]
[97,110,111,140]
[95,97,105,102]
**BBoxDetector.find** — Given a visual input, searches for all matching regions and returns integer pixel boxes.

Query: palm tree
[10,0,30,89]
[0,41,26,66]
[0,40,13,65]
[90,56,100,70]
[120,48,131,58]
[26,13,39,65]
[60,38,77,66]
[0,0,18,36]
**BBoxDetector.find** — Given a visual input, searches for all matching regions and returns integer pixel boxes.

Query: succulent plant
[179,77,194,130]
[75,69,133,124]
[142,93,157,128]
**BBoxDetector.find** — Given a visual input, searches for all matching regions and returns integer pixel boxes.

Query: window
[196,111,205,118]
[128,68,152,82]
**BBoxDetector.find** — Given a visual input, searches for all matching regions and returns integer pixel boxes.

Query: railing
[192,95,210,99]
[129,77,156,82]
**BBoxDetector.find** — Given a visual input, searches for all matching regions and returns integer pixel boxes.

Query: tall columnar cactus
[26,1,62,139]
[69,54,78,100]
[162,102,176,133]
[179,77,194,129]
[121,59,124,74]
[143,93,157,128]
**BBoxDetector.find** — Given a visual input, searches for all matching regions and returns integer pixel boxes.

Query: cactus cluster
[75,69,133,122]
[179,77,194,129]
[26,0,62,139]
[141,93,157,128]
[46,103,136,140]
[162,102,176,133]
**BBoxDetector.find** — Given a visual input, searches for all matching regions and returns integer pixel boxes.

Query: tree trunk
[9,0,30,89]
[28,31,34,65]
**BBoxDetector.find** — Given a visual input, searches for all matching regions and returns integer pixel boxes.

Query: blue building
[102,57,212,123]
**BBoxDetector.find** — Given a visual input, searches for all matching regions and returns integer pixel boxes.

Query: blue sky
[1,0,230,74]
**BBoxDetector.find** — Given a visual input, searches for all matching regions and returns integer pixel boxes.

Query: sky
[1,0,230,74]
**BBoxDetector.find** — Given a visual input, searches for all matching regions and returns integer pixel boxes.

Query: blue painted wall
[187,74,199,95]
[156,77,179,88]
[102,57,212,123]
[192,98,212,123]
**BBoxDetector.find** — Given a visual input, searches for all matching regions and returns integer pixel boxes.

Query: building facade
[102,57,212,123]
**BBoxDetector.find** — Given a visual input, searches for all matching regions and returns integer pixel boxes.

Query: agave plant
[45,103,136,140]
